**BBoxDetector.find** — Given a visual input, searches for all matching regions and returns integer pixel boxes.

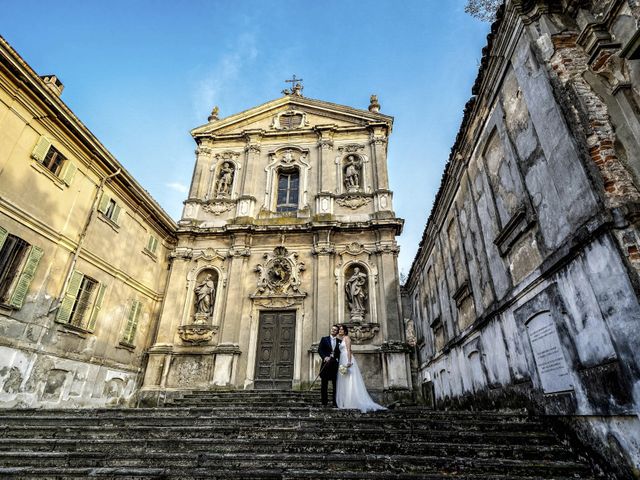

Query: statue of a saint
[194,274,215,317]
[216,163,234,197]
[345,267,367,320]
[344,155,361,190]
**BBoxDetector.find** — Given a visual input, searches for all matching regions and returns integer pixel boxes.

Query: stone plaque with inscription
[526,312,573,394]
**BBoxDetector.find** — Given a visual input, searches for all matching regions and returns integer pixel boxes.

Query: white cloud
[193,33,259,117]
[166,181,188,193]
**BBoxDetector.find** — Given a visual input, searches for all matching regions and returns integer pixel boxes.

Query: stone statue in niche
[344,155,362,191]
[215,162,234,197]
[194,273,216,323]
[345,266,367,322]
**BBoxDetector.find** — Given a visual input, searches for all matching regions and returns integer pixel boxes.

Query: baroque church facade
[2,0,640,476]
[140,86,410,402]
[0,32,410,409]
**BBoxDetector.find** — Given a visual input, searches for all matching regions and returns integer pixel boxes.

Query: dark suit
[318,335,341,406]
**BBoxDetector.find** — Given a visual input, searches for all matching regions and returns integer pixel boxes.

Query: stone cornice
[175,218,404,236]
[190,95,393,138]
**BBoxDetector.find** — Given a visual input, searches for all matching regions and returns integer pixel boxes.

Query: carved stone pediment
[254,246,305,295]
[178,324,218,345]
[336,194,372,210]
[344,322,380,344]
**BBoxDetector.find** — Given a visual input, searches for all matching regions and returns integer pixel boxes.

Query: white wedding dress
[335,340,387,412]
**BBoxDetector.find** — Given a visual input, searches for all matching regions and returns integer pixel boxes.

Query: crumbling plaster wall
[405,0,640,476]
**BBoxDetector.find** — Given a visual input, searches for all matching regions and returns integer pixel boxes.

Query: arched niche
[342,153,364,192]
[207,151,241,200]
[342,261,376,324]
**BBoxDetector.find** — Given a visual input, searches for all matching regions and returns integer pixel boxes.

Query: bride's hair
[339,324,349,335]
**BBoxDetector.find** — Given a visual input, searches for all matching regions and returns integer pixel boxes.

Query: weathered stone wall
[404,1,640,476]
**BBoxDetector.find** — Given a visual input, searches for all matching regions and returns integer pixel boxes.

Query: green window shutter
[0,225,8,251]
[87,283,106,332]
[123,300,141,344]
[111,204,122,224]
[97,194,110,214]
[56,270,84,324]
[8,246,44,309]
[59,161,77,186]
[147,235,158,254]
[31,137,51,163]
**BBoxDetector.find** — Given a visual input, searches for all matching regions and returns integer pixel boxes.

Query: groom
[318,325,341,407]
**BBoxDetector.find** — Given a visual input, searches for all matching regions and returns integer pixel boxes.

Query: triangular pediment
[191,95,393,137]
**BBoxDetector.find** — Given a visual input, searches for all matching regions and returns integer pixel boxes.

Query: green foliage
[465,0,502,21]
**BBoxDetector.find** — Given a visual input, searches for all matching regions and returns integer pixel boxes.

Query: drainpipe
[50,167,122,312]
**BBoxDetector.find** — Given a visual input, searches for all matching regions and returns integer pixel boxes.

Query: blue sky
[1,1,489,275]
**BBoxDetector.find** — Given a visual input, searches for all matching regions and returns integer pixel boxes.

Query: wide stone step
[0,466,595,479]
[0,437,577,460]
[0,407,536,423]
[0,424,559,444]
[0,415,549,432]
[0,451,593,477]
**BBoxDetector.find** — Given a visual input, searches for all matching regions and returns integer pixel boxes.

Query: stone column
[375,239,402,340]
[219,234,251,345]
[315,128,335,217]
[241,130,263,201]
[312,231,335,339]
[368,125,389,191]
[188,144,212,200]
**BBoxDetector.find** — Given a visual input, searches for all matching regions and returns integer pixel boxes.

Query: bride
[335,325,386,412]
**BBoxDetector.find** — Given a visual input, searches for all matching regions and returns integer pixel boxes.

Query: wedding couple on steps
[318,324,386,412]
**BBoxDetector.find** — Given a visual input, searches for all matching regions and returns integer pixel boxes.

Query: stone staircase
[0,390,601,479]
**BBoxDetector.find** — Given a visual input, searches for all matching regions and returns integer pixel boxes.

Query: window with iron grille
[276,169,299,212]
[0,227,43,309]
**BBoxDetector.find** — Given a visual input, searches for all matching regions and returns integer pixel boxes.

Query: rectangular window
[276,170,299,212]
[69,276,98,328]
[0,227,44,309]
[146,235,158,255]
[98,193,122,225]
[56,270,105,332]
[42,145,66,176]
[121,300,142,346]
[31,136,76,185]
[0,235,30,302]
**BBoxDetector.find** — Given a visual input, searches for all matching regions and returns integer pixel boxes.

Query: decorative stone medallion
[254,246,305,295]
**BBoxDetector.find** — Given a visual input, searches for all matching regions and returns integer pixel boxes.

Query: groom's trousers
[321,376,337,407]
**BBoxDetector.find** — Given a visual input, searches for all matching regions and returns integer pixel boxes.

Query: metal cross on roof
[285,74,303,88]
[283,75,304,96]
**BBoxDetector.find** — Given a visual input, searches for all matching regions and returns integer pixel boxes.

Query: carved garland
[336,195,372,210]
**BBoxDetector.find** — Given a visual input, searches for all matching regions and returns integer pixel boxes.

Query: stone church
[140,86,410,403]
[0,32,409,409]
[2,0,640,477]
